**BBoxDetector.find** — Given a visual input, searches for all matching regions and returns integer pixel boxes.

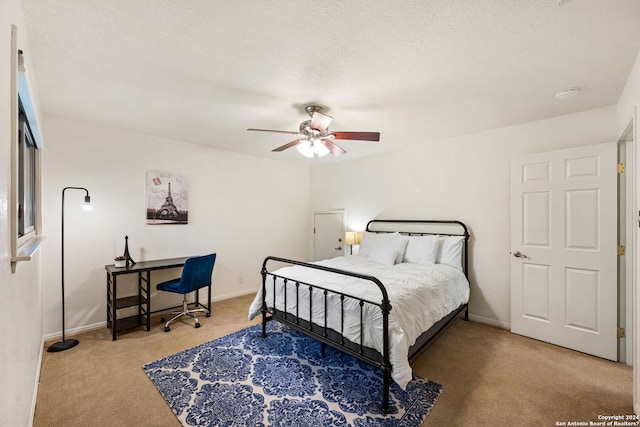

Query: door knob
[511,251,528,259]
[335,246,342,250]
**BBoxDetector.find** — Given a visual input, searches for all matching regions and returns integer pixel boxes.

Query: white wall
[40,115,310,336]
[0,2,44,426]
[618,52,640,136]
[310,106,618,327]
[617,49,640,415]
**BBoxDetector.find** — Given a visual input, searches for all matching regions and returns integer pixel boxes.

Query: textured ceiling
[21,0,640,164]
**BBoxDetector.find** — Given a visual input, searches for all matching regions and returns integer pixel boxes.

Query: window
[17,98,38,245]
[11,25,43,272]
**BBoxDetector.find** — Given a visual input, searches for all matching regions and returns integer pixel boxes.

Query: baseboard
[29,336,45,427]
[42,321,107,342]
[468,313,511,330]
[211,287,258,302]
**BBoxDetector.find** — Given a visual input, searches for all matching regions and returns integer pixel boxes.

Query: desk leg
[106,272,111,331]
[137,270,152,332]
[137,272,143,327]
[146,270,151,331]
[112,275,118,341]
[207,282,211,317]
[194,287,211,317]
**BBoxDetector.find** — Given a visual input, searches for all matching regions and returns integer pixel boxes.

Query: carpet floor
[34,294,634,426]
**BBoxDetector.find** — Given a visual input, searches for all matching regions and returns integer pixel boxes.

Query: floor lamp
[47,186,92,353]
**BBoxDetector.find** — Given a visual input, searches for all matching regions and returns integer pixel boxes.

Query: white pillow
[358,232,397,256]
[436,236,464,270]
[384,235,408,264]
[358,232,408,264]
[403,235,439,265]
[357,231,381,258]
[368,246,399,266]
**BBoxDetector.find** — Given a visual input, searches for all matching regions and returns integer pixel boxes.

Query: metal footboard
[260,256,394,413]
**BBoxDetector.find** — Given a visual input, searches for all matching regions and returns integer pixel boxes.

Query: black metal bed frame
[260,219,470,413]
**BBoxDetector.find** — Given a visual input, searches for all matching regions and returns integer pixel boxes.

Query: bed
[248,219,470,413]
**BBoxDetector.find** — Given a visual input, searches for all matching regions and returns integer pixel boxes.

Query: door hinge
[618,327,626,338]
[618,245,626,256]
[618,163,625,174]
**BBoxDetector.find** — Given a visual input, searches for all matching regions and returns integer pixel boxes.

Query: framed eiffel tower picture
[146,171,188,225]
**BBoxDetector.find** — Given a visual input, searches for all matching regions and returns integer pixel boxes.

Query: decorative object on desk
[114,256,126,268]
[122,235,136,266]
[146,171,188,225]
[48,186,93,353]
[143,322,442,426]
[344,231,362,255]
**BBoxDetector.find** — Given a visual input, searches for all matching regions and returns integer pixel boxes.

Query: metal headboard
[365,219,471,277]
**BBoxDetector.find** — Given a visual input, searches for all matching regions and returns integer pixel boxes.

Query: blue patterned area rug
[143,322,442,426]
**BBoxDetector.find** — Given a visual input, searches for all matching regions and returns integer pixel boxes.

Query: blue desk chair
[157,253,216,332]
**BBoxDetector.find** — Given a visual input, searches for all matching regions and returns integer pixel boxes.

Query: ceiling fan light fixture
[296,139,330,158]
[296,140,314,158]
[313,140,330,157]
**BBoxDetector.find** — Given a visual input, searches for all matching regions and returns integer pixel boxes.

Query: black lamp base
[47,338,79,353]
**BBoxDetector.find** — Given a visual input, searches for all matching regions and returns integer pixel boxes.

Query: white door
[510,142,618,361]
[313,211,345,261]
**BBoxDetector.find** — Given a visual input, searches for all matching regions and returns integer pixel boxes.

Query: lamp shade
[345,231,362,246]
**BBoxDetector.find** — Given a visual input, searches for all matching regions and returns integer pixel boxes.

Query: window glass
[17,98,38,244]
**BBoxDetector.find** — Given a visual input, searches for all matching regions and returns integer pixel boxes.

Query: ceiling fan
[247,106,380,158]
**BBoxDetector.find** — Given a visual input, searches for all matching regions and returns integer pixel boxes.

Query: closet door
[313,210,345,261]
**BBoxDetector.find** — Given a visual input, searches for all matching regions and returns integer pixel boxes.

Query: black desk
[105,257,203,340]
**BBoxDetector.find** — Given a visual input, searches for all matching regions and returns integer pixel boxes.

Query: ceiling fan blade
[272,139,302,152]
[247,128,299,136]
[321,138,346,156]
[332,131,380,141]
[310,111,333,132]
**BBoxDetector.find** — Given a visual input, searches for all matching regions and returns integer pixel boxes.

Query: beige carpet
[34,294,633,426]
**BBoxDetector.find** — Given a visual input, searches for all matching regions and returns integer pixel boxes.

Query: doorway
[312,210,345,261]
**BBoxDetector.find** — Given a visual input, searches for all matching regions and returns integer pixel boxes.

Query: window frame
[11,25,44,273]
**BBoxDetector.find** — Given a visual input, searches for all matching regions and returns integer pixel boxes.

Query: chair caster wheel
[160,317,166,323]
[164,326,170,332]
[195,323,201,328]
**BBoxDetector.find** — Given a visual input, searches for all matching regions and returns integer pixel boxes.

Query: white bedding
[248,255,470,389]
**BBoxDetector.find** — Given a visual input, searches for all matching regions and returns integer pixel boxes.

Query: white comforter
[248,256,470,388]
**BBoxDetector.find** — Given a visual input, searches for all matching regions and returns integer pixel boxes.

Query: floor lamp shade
[47,186,92,353]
